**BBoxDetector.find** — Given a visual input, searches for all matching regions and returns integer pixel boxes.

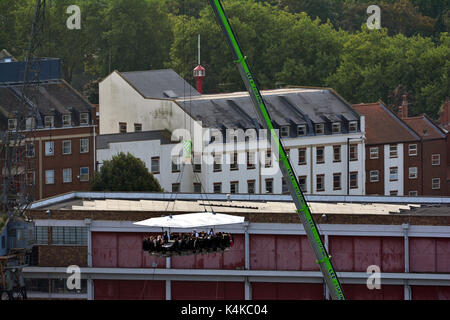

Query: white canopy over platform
[133,212,245,229]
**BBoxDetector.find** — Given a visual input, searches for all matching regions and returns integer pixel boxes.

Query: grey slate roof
[120,69,200,99]
[97,130,176,150]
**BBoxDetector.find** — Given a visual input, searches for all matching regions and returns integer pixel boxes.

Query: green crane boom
[208,0,345,300]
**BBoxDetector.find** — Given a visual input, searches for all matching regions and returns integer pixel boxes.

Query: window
[432,154,440,166]
[349,144,358,161]
[389,145,398,158]
[333,145,341,162]
[408,144,417,156]
[193,154,202,172]
[34,226,49,245]
[389,167,398,181]
[62,114,71,127]
[247,180,256,194]
[119,122,127,133]
[62,140,72,155]
[151,157,160,174]
[172,183,180,193]
[26,143,35,158]
[214,182,222,194]
[298,148,307,165]
[370,147,379,159]
[52,226,87,245]
[349,121,358,133]
[134,123,142,132]
[281,178,289,194]
[265,150,272,168]
[44,116,54,128]
[63,168,72,183]
[409,167,418,179]
[297,125,307,136]
[332,123,341,134]
[80,113,89,125]
[316,147,324,164]
[26,117,35,130]
[390,190,398,196]
[230,152,238,171]
[213,153,222,172]
[45,141,54,156]
[350,172,358,189]
[316,175,325,192]
[280,126,289,137]
[230,181,239,194]
[247,152,255,169]
[80,167,89,182]
[298,176,307,193]
[409,191,418,196]
[315,123,325,135]
[45,170,55,184]
[432,178,440,190]
[8,118,17,130]
[333,173,341,190]
[370,170,379,182]
[172,156,180,173]
[80,139,89,153]
[194,183,202,193]
[265,179,273,194]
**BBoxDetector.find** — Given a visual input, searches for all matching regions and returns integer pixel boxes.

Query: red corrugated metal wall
[171,281,245,300]
[251,283,323,300]
[94,280,165,300]
[341,284,404,300]
[410,238,450,273]
[411,286,450,300]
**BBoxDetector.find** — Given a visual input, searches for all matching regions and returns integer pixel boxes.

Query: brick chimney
[398,95,409,119]
[440,97,450,125]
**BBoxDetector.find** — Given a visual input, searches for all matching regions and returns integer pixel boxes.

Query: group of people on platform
[142,229,234,256]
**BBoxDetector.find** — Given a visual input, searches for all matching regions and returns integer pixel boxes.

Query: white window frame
[80,167,89,182]
[315,123,325,135]
[432,154,440,166]
[332,122,341,134]
[80,113,89,125]
[8,118,17,130]
[230,181,239,194]
[151,157,160,174]
[297,125,307,136]
[389,167,398,181]
[62,114,71,127]
[45,141,54,156]
[63,168,72,183]
[26,117,35,130]
[45,170,55,185]
[265,179,273,194]
[370,170,379,182]
[44,116,54,128]
[280,126,290,137]
[408,144,417,156]
[62,140,72,155]
[409,167,418,179]
[80,138,89,154]
[369,147,379,159]
[409,191,418,196]
[389,145,398,158]
[432,178,440,190]
[349,121,358,133]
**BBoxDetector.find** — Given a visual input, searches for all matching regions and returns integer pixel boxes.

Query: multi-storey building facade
[98,69,366,195]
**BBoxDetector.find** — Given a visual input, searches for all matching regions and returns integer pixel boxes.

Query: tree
[91,152,163,192]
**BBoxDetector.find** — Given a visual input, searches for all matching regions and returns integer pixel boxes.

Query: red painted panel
[118,280,165,300]
[436,239,450,273]
[300,236,320,271]
[354,237,381,272]
[171,253,197,269]
[412,286,450,300]
[94,280,119,300]
[251,283,277,300]
[171,281,244,300]
[223,234,245,270]
[92,232,118,268]
[342,284,404,300]
[276,235,301,271]
[329,236,354,272]
[410,238,436,272]
[252,282,323,300]
[250,235,276,270]
[381,237,404,272]
[117,233,143,268]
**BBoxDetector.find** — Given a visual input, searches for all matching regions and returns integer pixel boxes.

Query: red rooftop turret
[193,64,205,94]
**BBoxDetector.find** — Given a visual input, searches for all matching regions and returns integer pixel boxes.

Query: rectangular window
[62,114,71,127]
[194,183,202,193]
[409,191,418,196]
[193,154,202,173]
[134,123,142,132]
[34,226,49,245]
[349,121,358,133]
[281,178,289,194]
[432,178,441,190]
[389,145,398,158]
[213,153,222,172]
[297,125,307,136]
[62,140,72,155]
[316,175,325,192]
[80,113,89,125]
[45,141,54,156]
[298,176,307,193]
[52,226,87,245]
[265,179,273,194]
[369,147,379,159]
[390,190,398,196]
[332,123,341,134]
[44,116,54,128]
[280,126,289,137]
[298,148,307,165]
[213,182,222,194]
[26,117,35,130]
[265,150,272,168]
[230,152,238,171]
[172,156,180,173]
[432,154,440,166]
[333,145,341,162]
[409,167,418,179]
[8,118,17,130]
[45,170,54,184]
[315,123,325,135]
[26,143,35,158]
[230,181,239,194]
[63,168,72,183]
[316,147,324,164]
[333,173,341,190]
[349,144,358,161]
[350,172,358,189]
[389,167,398,181]
[247,180,256,194]
[370,170,379,182]
[172,183,180,193]
[151,157,160,174]
[119,122,127,133]
[408,144,417,156]
[247,152,255,169]
[80,139,89,153]
[80,167,89,182]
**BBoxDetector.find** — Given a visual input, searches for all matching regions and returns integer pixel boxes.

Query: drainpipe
[166,257,171,300]
[402,223,411,300]
[244,223,251,300]
[85,218,93,300]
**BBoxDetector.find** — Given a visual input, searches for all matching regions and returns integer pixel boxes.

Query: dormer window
[280,126,289,137]
[332,122,341,134]
[297,125,306,136]
[26,117,35,130]
[62,114,71,127]
[8,118,17,130]
[349,121,358,133]
[80,113,89,125]
[315,123,325,135]
[44,116,54,128]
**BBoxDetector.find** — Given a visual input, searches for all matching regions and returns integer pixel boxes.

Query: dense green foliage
[91,152,163,192]
[1,0,448,118]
